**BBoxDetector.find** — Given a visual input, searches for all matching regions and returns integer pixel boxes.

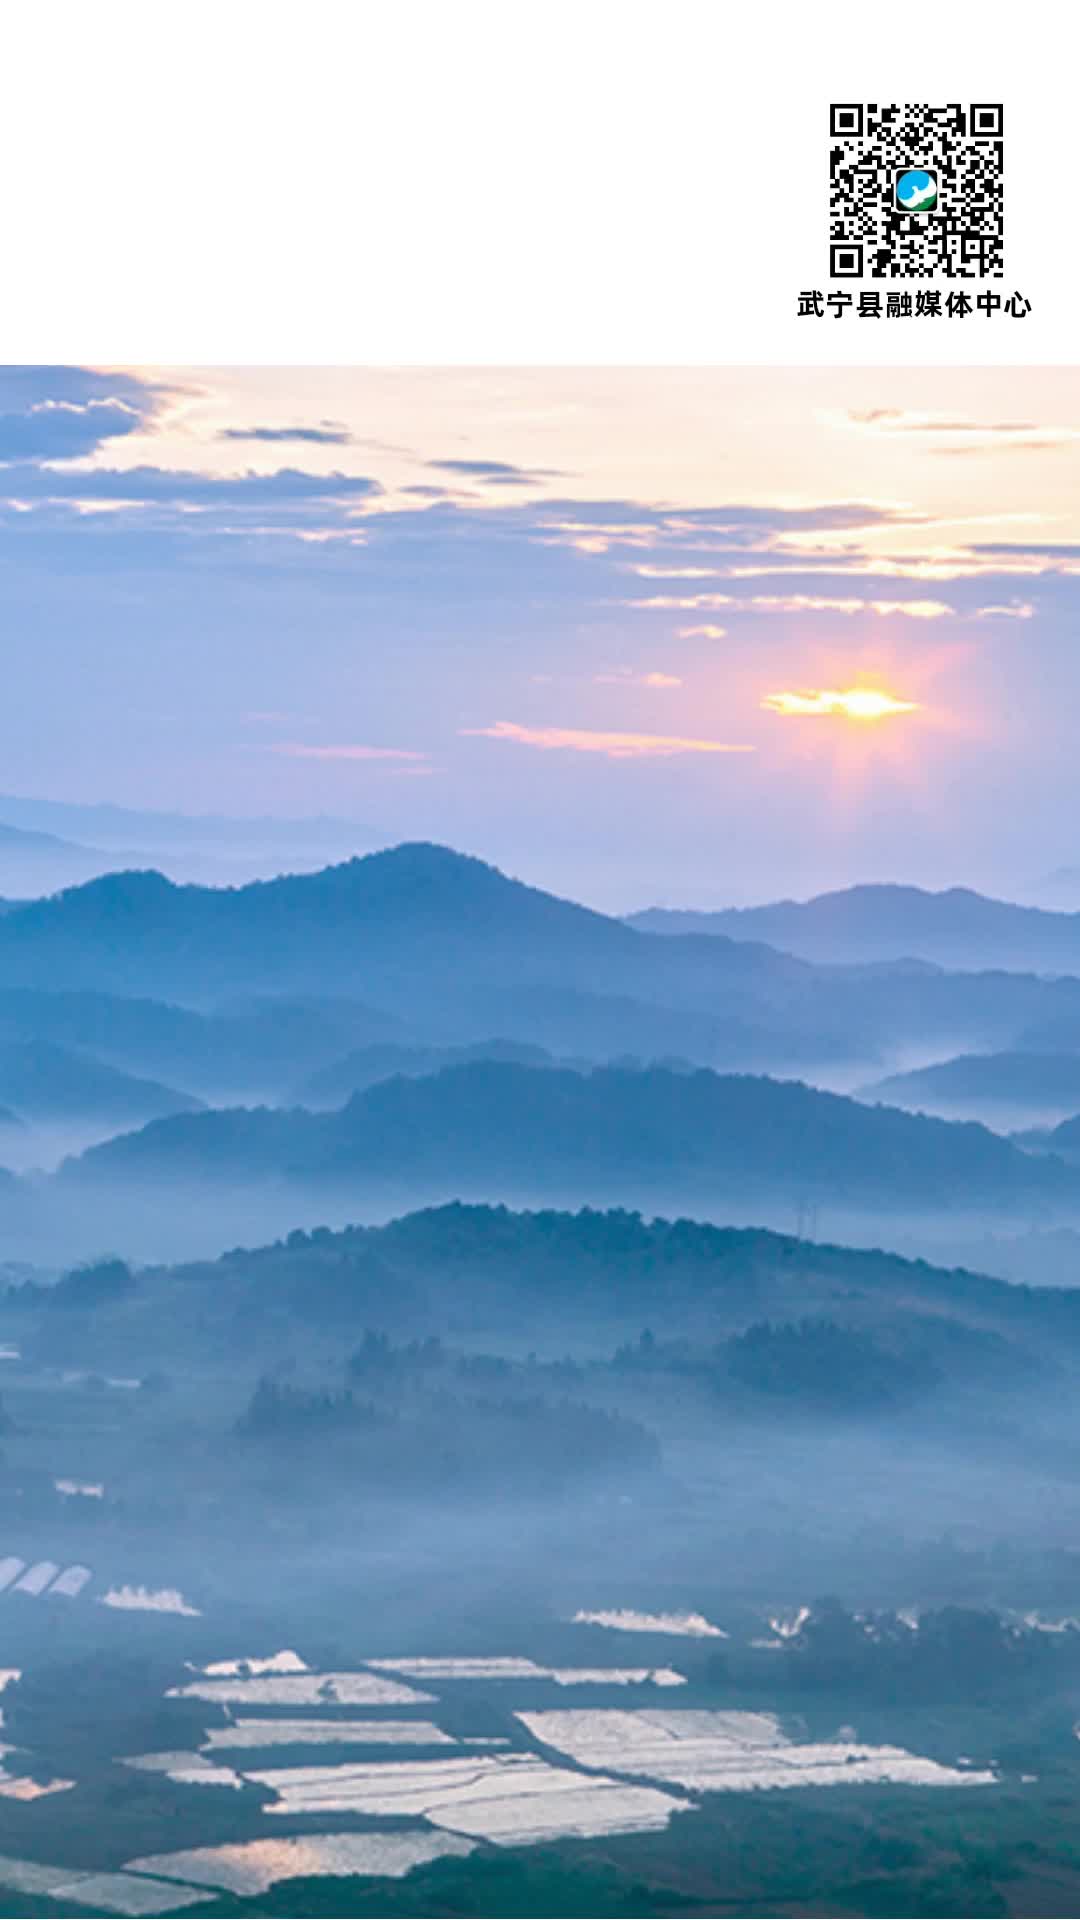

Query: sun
[761,687,920,722]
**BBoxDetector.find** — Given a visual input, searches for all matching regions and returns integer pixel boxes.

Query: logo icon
[895,167,938,212]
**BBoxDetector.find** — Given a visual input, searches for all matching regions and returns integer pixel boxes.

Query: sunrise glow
[761,688,921,722]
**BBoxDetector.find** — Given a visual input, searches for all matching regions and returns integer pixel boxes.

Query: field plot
[518,1708,998,1791]
[168,1670,434,1706]
[203,1717,457,1748]
[0,1853,213,1914]
[369,1655,687,1686]
[128,1831,477,1898]
[245,1751,687,1840]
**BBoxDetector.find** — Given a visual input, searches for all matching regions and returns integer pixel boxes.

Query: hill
[295,1037,572,1106]
[0,844,659,999]
[64,1061,1077,1214]
[862,1052,1080,1121]
[0,1038,202,1125]
[628,884,1080,975]
[10,1199,1080,1380]
[0,986,409,1100]
[1023,1112,1080,1160]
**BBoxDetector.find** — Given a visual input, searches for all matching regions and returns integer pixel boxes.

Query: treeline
[200,1201,1074,1341]
[768,1597,1080,1704]
[234,1365,660,1496]
[613,1316,991,1411]
[351,1322,949,1411]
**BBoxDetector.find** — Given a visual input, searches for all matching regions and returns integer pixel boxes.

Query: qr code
[830,104,1003,279]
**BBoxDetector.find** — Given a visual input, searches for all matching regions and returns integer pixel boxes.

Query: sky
[2,363,1079,910]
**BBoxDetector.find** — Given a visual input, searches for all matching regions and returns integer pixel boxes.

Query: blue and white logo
[895,167,938,212]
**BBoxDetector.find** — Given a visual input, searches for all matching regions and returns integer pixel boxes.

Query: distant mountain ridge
[0,821,95,856]
[628,884,1080,974]
[0,797,382,894]
[6,848,1080,1074]
[295,1037,580,1106]
[862,1052,1080,1120]
[0,843,796,1007]
[0,1038,200,1126]
[0,793,377,852]
[0,985,407,1101]
[64,1061,1077,1214]
[0,817,119,896]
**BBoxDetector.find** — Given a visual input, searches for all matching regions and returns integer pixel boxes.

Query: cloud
[933,439,1076,456]
[542,499,911,530]
[628,593,736,610]
[0,367,176,465]
[0,463,383,510]
[975,602,1035,619]
[631,591,954,618]
[268,743,426,762]
[745,594,953,619]
[219,423,353,445]
[677,624,728,639]
[592,669,682,687]
[975,542,1080,558]
[0,398,146,464]
[0,366,176,415]
[842,408,1080,451]
[461,721,753,759]
[723,550,1042,582]
[631,564,722,578]
[428,457,565,487]
[845,408,1039,433]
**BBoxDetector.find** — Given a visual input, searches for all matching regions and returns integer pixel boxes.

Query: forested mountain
[64,1061,1077,1213]
[7,1199,1074,1381]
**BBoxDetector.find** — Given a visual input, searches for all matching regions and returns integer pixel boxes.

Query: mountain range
[0,985,406,1102]
[0,818,118,897]
[0,793,377,853]
[62,1060,1077,1216]
[0,1038,200,1127]
[3,848,1080,1077]
[0,797,381,893]
[862,1052,1080,1122]
[628,884,1080,975]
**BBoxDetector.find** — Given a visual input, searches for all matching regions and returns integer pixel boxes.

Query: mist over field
[2,844,1080,1917]
[6,363,1080,1917]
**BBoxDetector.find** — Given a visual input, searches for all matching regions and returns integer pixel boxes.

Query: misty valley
[3,844,1080,1913]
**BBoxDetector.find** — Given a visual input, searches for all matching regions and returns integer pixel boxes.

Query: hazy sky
[3,363,1079,908]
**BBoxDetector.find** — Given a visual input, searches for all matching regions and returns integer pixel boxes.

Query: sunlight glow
[761,688,920,722]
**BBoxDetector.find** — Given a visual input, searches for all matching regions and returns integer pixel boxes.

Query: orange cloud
[633,593,953,618]
[462,721,753,760]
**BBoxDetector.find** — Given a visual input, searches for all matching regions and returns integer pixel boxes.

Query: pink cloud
[269,742,426,762]
[462,721,753,760]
